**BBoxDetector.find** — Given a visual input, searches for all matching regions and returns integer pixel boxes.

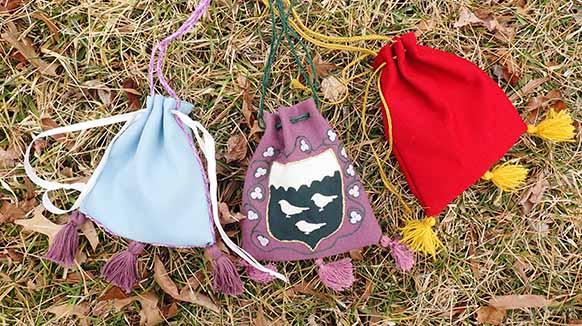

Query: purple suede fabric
[240,98,382,261]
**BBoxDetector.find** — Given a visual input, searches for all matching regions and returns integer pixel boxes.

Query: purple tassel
[207,245,244,296]
[45,211,87,267]
[101,241,145,293]
[315,258,354,291]
[380,235,415,272]
[240,259,277,284]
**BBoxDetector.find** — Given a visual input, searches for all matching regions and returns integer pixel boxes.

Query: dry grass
[1,0,581,325]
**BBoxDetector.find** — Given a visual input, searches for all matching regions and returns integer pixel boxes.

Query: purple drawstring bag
[240,98,403,291]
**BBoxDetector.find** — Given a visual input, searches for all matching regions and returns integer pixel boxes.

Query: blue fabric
[81,95,214,247]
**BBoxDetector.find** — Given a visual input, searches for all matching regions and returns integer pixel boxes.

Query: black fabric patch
[267,171,343,250]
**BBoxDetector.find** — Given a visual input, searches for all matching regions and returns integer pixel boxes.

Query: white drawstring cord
[24,110,145,214]
[173,110,289,283]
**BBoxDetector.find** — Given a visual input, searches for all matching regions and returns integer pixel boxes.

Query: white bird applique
[278,200,309,218]
[295,220,327,235]
[311,193,338,211]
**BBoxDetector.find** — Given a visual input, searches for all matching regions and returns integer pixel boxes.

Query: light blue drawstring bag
[24,0,284,295]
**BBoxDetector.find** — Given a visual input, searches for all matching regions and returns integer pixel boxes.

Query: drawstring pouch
[372,33,575,256]
[237,0,386,292]
[24,0,282,295]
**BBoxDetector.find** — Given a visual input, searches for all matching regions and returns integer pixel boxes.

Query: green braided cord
[258,3,284,128]
[258,0,320,127]
[275,0,319,101]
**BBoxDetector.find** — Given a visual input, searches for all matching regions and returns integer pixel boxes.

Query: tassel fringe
[315,258,354,291]
[240,259,278,284]
[207,246,244,296]
[101,241,145,293]
[380,235,415,272]
[400,217,442,257]
[482,164,528,191]
[45,211,86,267]
[527,109,575,142]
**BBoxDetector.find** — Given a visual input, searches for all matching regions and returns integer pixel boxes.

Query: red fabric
[373,33,526,216]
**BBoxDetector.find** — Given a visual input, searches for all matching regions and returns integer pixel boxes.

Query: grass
[1,0,581,325]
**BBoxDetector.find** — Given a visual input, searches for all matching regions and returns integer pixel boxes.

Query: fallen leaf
[349,249,364,261]
[80,219,100,251]
[509,77,548,102]
[321,76,347,102]
[1,198,37,224]
[519,172,549,215]
[137,291,165,326]
[290,78,309,91]
[0,146,20,168]
[293,282,332,301]
[1,31,58,76]
[224,134,248,163]
[513,257,533,283]
[476,306,506,325]
[99,286,129,301]
[153,256,220,313]
[31,12,60,39]
[237,75,256,128]
[47,302,90,325]
[492,51,521,86]
[454,7,515,42]
[161,302,178,319]
[93,288,134,317]
[83,80,113,107]
[415,18,436,36]
[40,115,67,143]
[453,7,483,28]
[255,306,269,326]
[489,294,550,309]
[14,205,60,243]
[218,202,245,225]
[309,53,337,78]
[122,78,141,111]
[0,0,24,12]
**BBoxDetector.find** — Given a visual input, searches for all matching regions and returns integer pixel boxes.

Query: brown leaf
[293,282,332,301]
[519,172,549,215]
[489,294,550,309]
[0,145,20,168]
[137,291,165,326]
[31,12,60,39]
[40,115,67,143]
[0,0,24,12]
[218,202,245,225]
[476,306,506,325]
[349,249,364,261]
[492,51,521,86]
[509,77,549,102]
[255,307,269,326]
[224,134,248,163]
[237,75,256,128]
[161,302,178,319]
[513,257,533,283]
[309,53,337,78]
[1,198,37,224]
[153,255,220,313]
[14,205,60,244]
[93,288,134,317]
[122,78,141,111]
[321,76,347,102]
[415,19,436,36]
[99,287,129,301]
[1,31,58,76]
[454,7,515,42]
[83,80,113,107]
[80,219,100,251]
[47,302,90,323]
[453,7,483,28]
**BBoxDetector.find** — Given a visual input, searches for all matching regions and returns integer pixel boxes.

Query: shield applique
[267,148,344,250]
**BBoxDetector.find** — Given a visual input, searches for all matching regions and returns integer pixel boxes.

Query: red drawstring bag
[373,32,574,255]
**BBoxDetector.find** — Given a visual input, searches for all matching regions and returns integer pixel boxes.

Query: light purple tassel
[206,245,244,296]
[45,211,86,267]
[240,259,277,284]
[101,241,145,293]
[315,258,354,291]
[380,235,415,272]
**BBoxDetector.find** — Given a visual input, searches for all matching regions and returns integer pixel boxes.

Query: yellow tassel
[482,164,528,192]
[400,217,442,257]
[290,78,308,91]
[527,109,575,142]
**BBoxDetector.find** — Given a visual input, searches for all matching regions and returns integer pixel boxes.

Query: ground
[0,0,581,325]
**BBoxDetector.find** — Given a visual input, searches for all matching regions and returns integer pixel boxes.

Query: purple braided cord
[148,0,212,102]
